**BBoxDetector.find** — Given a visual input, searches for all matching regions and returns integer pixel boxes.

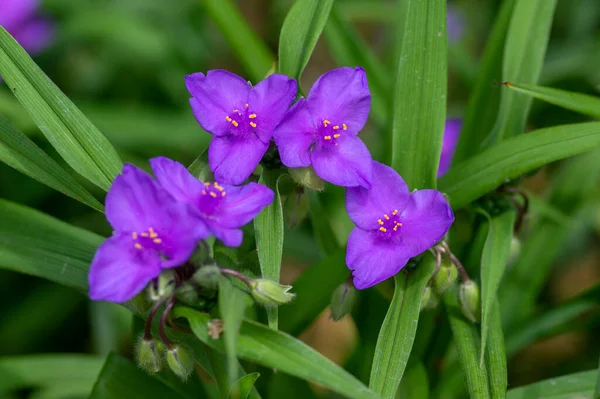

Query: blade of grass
[485,300,507,399]
[506,369,597,399]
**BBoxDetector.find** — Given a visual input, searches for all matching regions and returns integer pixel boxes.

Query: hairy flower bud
[420,286,439,311]
[330,282,357,321]
[136,336,164,374]
[459,280,481,323]
[250,279,295,307]
[191,265,221,290]
[166,345,195,381]
[129,292,152,313]
[433,260,458,294]
[288,166,325,191]
[148,270,175,302]
[508,236,521,267]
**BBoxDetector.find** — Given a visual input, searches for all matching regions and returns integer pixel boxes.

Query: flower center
[224,103,258,137]
[196,181,227,217]
[317,119,348,146]
[131,227,163,251]
[377,210,402,235]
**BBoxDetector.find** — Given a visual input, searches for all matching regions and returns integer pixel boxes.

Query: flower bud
[136,336,164,373]
[148,270,175,302]
[129,291,152,313]
[288,166,324,191]
[250,279,295,307]
[329,282,357,321]
[508,236,521,267]
[284,189,310,229]
[459,280,481,323]
[166,344,195,381]
[191,265,221,290]
[433,260,458,294]
[420,286,439,311]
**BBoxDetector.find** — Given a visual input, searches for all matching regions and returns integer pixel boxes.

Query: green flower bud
[136,336,164,373]
[129,291,152,313]
[288,166,325,191]
[420,286,439,311]
[250,279,295,307]
[508,236,521,266]
[284,189,310,229]
[148,270,175,302]
[433,261,458,294]
[166,345,195,381]
[459,280,481,323]
[191,265,221,290]
[330,282,357,321]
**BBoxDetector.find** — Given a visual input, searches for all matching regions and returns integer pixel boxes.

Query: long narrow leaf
[485,300,508,399]
[506,369,597,399]
[391,0,446,189]
[0,27,122,191]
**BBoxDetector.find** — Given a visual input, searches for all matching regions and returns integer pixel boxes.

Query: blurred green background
[1,0,600,397]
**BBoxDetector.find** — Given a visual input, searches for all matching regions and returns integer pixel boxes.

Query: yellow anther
[210,192,217,198]
[204,182,211,186]
[202,190,207,195]
[250,122,257,128]
[333,125,339,130]
[379,227,387,233]
[384,214,390,220]
[393,226,398,231]
[153,238,162,244]
[141,232,149,237]
[323,119,330,126]
[333,134,341,139]
[213,182,224,191]
[245,103,249,108]
[392,209,398,215]
[232,121,239,127]
[233,109,238,113]
[396,222,402,227]
[134,243,143,250]
[225,116,232,122]
[378,219,384,225]
[131,232,138,239]
[249,113,257,119]
[324,135,332,140]
[342,123,347,130]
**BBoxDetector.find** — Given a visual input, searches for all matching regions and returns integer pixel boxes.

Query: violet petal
[437,119,462,177]
[215,182,274,228]
[208,135,269,185]
[311,135,373,188]
[273,99,317,168]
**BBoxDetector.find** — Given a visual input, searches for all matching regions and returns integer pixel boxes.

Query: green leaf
[369,255,436,398]
[254,169,284,329]
[201,0,274,81]
[219,276,251,383]
[506,369,597,399]
[504,82,600,119]
[479,209,516,365]
[0,27,123,191]
[0,114,103,212]
[89,353,188,399]
[205,346,260,399]
[308,191,340,256]
[228,373,260,399]
[444,287,491,399]
[391,0,446,189]
[453,0,516,164]
[595,356,600,399]
[0,354,103,393]
[0,199,101,291]
[279,248,347,336]
[396,362,430,399]
[485,300,508,399]
[278,0,334,80]
[491,0,558,142]
[188,149,212,181]
[439,122,600,210]
[174,306,379,399]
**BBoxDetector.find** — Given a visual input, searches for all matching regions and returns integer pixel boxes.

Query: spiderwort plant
[185,70,297,185]
[273,67,373,188]
[345,161,454,289]
[0,0,54,55]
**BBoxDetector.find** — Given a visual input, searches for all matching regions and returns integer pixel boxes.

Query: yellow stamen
[245,103,249,108]
[378,219,384,225]
[141,232,149,237]
[342,123,347,130]
[323,119,330,126]
[134,243,143,250]
[392,209,398,215]
[384,214,390,220]
[324,135,332,140]
[210,192,217,198]
[204,182,211,186]
[333,125,339,130]
[333,134,341,139]
[250,122,257,128]
[393,226,398,231]
[232,121,239,127]
[213,182,224,191]
[153,238,162,244]
[249,113,257,119]
[379,227,387,233]
[225,116,232,122]
[233,109,238,113]
[131,232,138,239]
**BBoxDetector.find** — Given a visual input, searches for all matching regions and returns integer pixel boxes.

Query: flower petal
[346,228,410,289]
[160,202,208,267]
[311,135,373,188]
[346,161,410,230]
[88,234,161,303]
[150,156,204,203]
[208,135,269,185]
[105,164,175,233]
[272,99,316,168]
[438,119,462,177]
[207,222,244,247]
[12,17,54,54]
[185,70,251,136]
[306,67,371,136]
[0,0,37,33]
[399,189,454,257]
[249,74,298,143]
[214,182,274,228]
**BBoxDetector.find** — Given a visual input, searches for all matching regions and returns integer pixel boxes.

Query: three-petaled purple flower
[346,161,454,289]
[185,70,297,185]
[89,164,206,303]
[273,67,373,189]
[438,119,462,177]
[150,157,274,247]
[1,0,54,55]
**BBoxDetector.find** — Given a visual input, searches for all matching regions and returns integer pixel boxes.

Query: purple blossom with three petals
[273,67,373,189]
[346,161,454,289]
[89,164,207,303]
[438,119,462,177]
[185,70,297,185]
[0,0,54,55]
[150,157,274,247]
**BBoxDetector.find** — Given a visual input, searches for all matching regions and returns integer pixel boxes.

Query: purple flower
[150,156,274,247]
[438,119,462,177]
[447,4,465,42]
[185,70,297,185]
[273,67,373,189]
[88,164,206,303]
[0,0,54,54]
[345,161,454,289]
